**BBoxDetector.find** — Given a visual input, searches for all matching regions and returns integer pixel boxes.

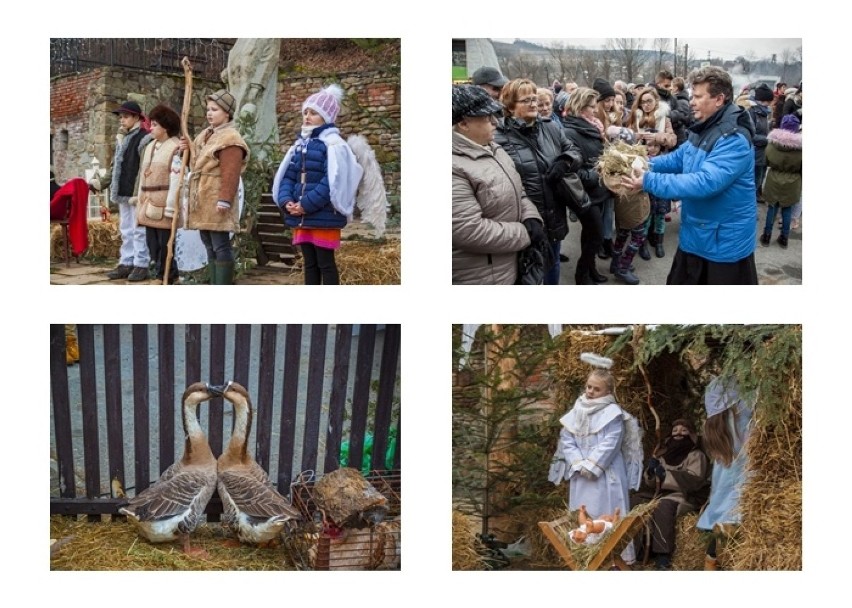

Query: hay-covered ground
[50,515,299,571]
[51,220,400,285]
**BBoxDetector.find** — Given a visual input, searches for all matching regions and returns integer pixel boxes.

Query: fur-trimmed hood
[767,128,802,151]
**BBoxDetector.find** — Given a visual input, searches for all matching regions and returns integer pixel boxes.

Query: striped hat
[303,84,344,124]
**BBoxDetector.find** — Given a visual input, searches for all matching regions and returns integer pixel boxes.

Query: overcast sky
[492,38,801,62]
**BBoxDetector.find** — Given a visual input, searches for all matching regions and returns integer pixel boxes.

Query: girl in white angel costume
[549,354,643,562]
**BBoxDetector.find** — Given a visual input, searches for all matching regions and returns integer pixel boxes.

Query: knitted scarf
[583,115,606,140]
[562,394,617,436]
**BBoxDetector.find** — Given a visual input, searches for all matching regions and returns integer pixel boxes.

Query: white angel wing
[346,134,388,238]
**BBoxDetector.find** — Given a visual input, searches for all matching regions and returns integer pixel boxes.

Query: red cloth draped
[50,178,90,256]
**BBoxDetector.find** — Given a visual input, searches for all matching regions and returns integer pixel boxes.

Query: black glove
[546,159,569,184]
[645,457,660,477]
[654,463,666,482]
[523,219,546,246]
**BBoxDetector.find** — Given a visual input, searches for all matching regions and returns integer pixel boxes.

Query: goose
[118,382,221,556]
[215,381,302,546]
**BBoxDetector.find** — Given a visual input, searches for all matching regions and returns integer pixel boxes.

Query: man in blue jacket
[622,66,758,284]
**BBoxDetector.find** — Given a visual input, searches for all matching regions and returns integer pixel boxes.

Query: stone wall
[50,67,221,184]
[50,67,400,204]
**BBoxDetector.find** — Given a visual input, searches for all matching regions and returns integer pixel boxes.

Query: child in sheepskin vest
[272,84,363,285]
[760,114,802,249]
[181,89,249,285]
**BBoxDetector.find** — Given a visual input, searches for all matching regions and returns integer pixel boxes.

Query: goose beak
[206,381,233,398]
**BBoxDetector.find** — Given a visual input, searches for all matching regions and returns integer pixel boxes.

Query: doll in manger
[569,504,621,545]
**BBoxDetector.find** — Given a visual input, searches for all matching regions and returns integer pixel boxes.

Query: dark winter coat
[747,103,771,167]
[670,90,693,148]
[276,123,346,229]
[494,117,581,242]
[763,128,802,207]
[561,114,612,207]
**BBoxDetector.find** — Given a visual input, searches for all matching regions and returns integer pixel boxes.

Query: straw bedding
[50,515,294,571]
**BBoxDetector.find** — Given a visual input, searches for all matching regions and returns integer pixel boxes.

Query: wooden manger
[538,502,656,571]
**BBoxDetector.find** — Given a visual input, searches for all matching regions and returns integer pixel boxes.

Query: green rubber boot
[214,261,235,285]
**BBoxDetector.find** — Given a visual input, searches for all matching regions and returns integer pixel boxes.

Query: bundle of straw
[452,510,486,571]
[596,140,649,197]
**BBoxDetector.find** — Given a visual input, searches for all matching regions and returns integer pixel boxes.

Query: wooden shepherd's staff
[163,57,194,285]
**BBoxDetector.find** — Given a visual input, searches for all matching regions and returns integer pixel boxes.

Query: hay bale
[551,330,645,418]
[452,510,486,570]
[527,507,565,567]
[337,240,400,285]
[733,417,802,570]
[313,467,388,528]
[87,219,121,258]
[53,219,118,260]
[672,512,709,571]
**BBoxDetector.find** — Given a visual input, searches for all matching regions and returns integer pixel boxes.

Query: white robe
[555,398,636,562]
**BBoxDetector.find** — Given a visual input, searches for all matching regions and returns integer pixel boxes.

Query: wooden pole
[163,57,194,285]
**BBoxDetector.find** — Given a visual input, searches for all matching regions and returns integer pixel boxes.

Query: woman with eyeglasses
[624,87,677,149]
[560,87,611,285]
[494,78,584,284]
[624,87,677,261]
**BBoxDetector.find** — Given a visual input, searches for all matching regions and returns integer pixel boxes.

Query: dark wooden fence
[50,324,400,518]
[50,38,233,80]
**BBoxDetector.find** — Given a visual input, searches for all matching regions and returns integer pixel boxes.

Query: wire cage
[284,469,401,570]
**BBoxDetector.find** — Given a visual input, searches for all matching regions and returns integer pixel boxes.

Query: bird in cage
[118,383,220,557]
[214,381,302,546]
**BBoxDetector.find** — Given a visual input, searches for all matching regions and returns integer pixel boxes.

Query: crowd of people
[452,65,803,285]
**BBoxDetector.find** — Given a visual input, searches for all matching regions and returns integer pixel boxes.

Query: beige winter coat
[452,130,542,285]
[136,137,181,230]
[187,123,249,233]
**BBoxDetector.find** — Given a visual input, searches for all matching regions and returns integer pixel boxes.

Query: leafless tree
[547,42,576,85]
[506,51,539,81]
[607,38,648,84]
[653,38,671,74]
[779,47,796,82]
[578,49,599,87]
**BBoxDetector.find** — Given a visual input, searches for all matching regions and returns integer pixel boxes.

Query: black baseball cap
[471,66,509,88]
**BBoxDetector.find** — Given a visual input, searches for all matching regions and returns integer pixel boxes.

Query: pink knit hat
[302,84,344,124]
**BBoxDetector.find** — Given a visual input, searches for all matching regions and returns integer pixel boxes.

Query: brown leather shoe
[127,266,149,282]
[107,264,133,280]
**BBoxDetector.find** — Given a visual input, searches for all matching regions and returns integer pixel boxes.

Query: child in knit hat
[272,84,363,284]
[179,88,250,285]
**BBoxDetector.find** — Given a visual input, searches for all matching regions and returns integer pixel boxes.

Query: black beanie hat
[592,78,616,100]
[753,83,773,102]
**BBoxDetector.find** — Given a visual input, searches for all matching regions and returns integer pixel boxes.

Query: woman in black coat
[560,87,611,285]
[494,78,583,284]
